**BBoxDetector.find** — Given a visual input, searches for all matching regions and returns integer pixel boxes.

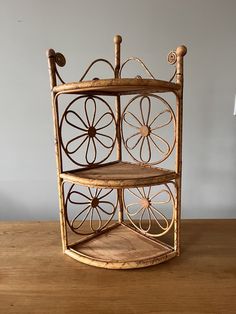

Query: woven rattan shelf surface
[66,223,175,269]
[53,78,180,95]
[60,161,177,188]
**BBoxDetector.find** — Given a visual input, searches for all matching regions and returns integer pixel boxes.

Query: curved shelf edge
[65,249,176,269]
[53,78,180,95]
[60,162,177,189]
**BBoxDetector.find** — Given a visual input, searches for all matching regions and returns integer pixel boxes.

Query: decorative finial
[114,35,122,44]
[47,49,56,58]
[176,45,187,57]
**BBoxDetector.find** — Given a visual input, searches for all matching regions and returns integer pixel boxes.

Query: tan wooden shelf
[60,161,177,188]
[53,78,180,95]
[47,35,187,269]
[66,223,175,269]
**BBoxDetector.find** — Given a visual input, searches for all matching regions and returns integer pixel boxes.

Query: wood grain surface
[0,220,235,314]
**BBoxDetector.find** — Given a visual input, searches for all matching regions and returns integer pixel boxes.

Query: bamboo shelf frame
[47,35,187,269]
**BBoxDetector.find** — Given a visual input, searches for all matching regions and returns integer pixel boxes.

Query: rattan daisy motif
[124,184,175,237]
[65,185,117,235]
[121,94,176,164]
[60,95,116,166]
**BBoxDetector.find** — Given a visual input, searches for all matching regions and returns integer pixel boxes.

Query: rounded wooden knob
[140,125,150,137]
[140,198,151,209]
[114,35,122,44]
[176,45,187,57]
[47,49,55,58]
[88,126,96,138]
[91,197,99,208]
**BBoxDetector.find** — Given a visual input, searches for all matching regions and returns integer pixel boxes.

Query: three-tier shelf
[47,35,187,269]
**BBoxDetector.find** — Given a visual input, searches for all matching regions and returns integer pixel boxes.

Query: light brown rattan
[47,35,187,269]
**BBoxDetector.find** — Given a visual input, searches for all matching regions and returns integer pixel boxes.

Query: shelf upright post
[114,35,124,223]
[47,49,68,252]
[174,45,187,255]
[114,34,122,160]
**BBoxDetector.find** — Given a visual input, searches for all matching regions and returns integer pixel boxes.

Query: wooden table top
[0,220,236,314]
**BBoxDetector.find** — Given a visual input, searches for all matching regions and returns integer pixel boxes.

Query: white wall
[0,0,235,220]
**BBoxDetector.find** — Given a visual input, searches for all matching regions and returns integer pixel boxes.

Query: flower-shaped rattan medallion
[124,183,176,237]
[60,96,116,166]
[65,185,117,235]
[121,95,176,165]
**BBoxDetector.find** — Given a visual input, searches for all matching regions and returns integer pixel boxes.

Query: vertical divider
[114,35,124,223]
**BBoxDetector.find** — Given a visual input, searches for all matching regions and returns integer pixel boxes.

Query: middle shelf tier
[60,161,177,188]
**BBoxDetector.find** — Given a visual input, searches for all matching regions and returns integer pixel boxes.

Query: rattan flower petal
[122,95,176,164]
[124,184,175,237]
[66,185,117,235]
[60,95,116,166]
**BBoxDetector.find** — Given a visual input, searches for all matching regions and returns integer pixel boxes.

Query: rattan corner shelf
[47,35,187,269]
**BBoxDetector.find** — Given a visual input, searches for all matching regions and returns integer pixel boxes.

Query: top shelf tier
[52,78,181,96]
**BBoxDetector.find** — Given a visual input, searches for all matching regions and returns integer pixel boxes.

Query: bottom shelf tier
[65,224,176,269]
